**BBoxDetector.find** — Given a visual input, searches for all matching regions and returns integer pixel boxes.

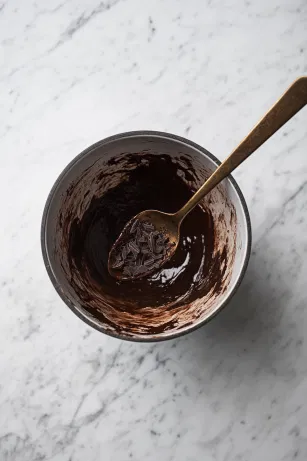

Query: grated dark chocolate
[109,219,174,279]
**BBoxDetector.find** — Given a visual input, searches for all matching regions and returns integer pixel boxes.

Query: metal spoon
[109,76,307,280]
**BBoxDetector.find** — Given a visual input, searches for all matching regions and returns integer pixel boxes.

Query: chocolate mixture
[59,152,236,336]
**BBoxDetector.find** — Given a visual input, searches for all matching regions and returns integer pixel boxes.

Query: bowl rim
[41,130,252,342]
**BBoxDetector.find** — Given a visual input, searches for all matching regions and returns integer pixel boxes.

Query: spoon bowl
[108,209,180,280]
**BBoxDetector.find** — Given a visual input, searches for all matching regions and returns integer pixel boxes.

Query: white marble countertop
[1,0,307,459]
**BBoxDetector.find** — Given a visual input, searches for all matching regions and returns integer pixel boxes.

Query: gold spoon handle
[175,76,307,223]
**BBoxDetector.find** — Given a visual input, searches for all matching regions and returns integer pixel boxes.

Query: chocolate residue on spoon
[57,152,237,337]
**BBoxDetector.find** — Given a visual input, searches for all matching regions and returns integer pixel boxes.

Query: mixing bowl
[41,131,251,342]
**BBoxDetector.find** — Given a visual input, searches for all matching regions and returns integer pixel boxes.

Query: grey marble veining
[1,0,307,459]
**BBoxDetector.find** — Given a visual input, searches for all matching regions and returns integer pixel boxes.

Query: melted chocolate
[68,154,226,317]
